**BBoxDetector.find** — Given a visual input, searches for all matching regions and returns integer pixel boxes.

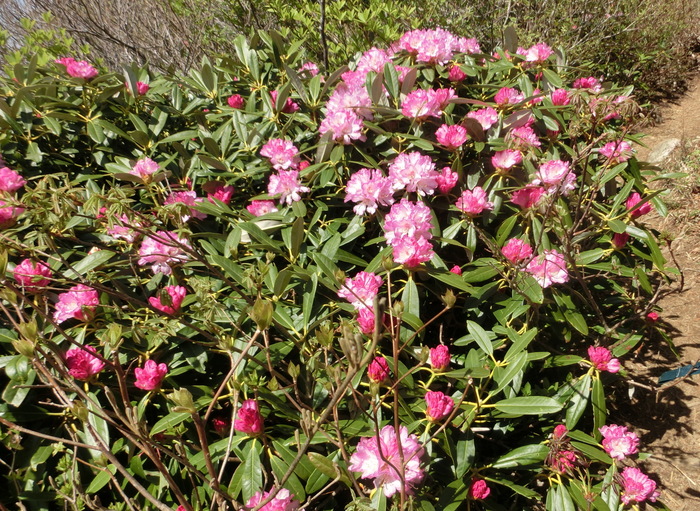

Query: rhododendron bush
[0,29,674,510]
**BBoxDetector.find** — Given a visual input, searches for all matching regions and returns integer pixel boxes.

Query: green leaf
[492,443,548,468]
[494,396,563,416]
[565,373,591,429]
[402,277,420,319]
[65,249,115,278]
[150,411,191,435]
[86,464,116,493]
[591,375,606,439]
[493,351,528,394]
[466,320,493,357]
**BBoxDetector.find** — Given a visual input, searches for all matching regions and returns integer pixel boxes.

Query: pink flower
[105,214,141,243]
[299,61,320,78]
[425,391,455,421]
[349,425,424,497]
[467,107,499,131]
[227,94,244,109]
[54,284,99,323]
[456,186,493,216]
[456,37,481,54]
[247,200,278,216]
[0,199,24,227]
[0,167,26,192]
[525,249,569,288]
[502,238,533,265]
[391,235,435,267]
[468,479,491,500]
[65,345,105,380]
[338,271,383,310]
[268,170,310,205]
[130,157,160,179]
[507,125,541,149]
[260,139,300,171]
[398,28,458,64]
[134,360,168,390]
[600,141,633,164]
[491,149,522,171]
[524,42,553,63]
[388,152,439,195]
[357,307,377,334]
[203,181,234,205]
[533,160,576,195]
[368,356,390,383]
[137,231,191,275]
[164,191,206,222]
[319,109,365,145]
[270,90,300,113]
[344,168,395,215]
[149,285,187,315]
[383,199,434,245]
[246,488,300,511]
[325,82,373,120]
[436,166,459,194]
[551,449,578,473]
[57,58,98,79]
[494,87,525,107]
[599,424,639,460]
[401,88,456,120]
[620,467,659,505]
[448,65,466,82]
[511,186,545,209]
[550,89,571,106]
[234,399,264,435]
[612,232,630,249]
[430,345,450,371]
[646,311,659,323]
[135,81,149,95]
[588,346,620,373]
[626,192,652,218]
[449,265,462,275]
[13,259,52,292]
[436,124,468,150]
[573,76,603,93]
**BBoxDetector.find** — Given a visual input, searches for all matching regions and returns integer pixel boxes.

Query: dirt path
[623,77,700,511]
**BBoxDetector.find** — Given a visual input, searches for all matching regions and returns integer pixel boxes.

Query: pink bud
[227,94,244,109]
[0,167,26,193]
[553,424,568,439]
[136,81,150,95]
[448,65,467,82]
[234,399,264,435]
[134,360,168,390]
[368,356,390,383]
[429,345,450,371]
[612,232,629,249]
[626,192,652,218]
[646,311,659,323]
[425,390,455,421]
[587,346,620,373]
[449,265,462,275]
[468,478,491,500]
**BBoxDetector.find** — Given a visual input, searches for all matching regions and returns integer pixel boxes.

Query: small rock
[647,138,682,164]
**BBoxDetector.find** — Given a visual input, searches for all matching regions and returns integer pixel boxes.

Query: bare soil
[618,77,700,511]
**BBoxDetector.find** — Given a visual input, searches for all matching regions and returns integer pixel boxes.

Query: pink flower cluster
[525,249,569,288]
[429,345,450,371]
[456,186,493,216]
[137,231,191,275]
[502,238,533,265]
[344,168,394,215]
[620,467,659,505]
[338,271,383,333]
[492,149,522,172]
[247,200,278,216]
[435,124,468,150]
[13,258,52,292]
[54,284,99,323]
[401,88,456,120]
[203,181,234,205]
[349,425,425,497]
[134,360,168,390]
[149,285,187,315]
[388,151,439,195]
[398,28,480,65]
[0,166,26,228]
[55,57,98,79]
[520,42,554,64]
[532,160,576,195]
[588,346,620,373]
[600,140,633,165]
[599,424,639,460]
[260,139,300,171]
[384,199,434,267]
[164,191,206,222]
[234,399,264,436]
[130,157,160,180]
[245,488,300,511]
[106,213,141,243]
[65,345,104,380]
[494,87,525,107]
[467,107,499,131]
